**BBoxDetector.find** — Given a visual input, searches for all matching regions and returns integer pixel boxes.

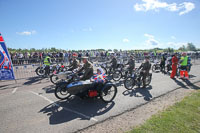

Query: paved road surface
[0,63,200,133]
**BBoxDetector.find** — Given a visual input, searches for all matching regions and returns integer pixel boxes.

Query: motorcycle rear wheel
[55,83,71,100]
[124,77,135,90]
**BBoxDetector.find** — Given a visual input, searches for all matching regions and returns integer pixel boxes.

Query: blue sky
[0,0,200,50]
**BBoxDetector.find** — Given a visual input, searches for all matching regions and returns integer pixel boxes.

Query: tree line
[8,43,199,54]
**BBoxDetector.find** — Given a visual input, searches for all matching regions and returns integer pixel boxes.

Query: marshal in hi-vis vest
[180,56,188,66]
[44,56,50,66]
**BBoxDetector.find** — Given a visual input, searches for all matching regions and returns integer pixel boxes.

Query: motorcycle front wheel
[50,74,62,85]
[100,84,117,103]
[35,67,45,76]
[112,70,122,81]
[145,74,152,86]
[152,65,156,72]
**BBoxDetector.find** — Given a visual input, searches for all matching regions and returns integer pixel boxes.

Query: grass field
[129,90,200,133]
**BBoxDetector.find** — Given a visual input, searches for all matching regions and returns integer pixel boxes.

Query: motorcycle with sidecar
[54,73,118,103]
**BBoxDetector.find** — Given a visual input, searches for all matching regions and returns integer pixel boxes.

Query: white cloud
[16,30,36,36]
[171,36,176,40]
[144,33,159,47]
[134,0,195,15]
[123,38,130,43]
[179,2,195,15]
[82,27,93,32]
[144,33,154,39]
[167,42,187,49]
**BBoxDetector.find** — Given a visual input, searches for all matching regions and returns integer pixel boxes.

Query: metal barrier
[7,56,200,81]
[13,64,39,80]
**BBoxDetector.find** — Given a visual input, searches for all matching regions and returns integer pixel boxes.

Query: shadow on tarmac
[23,76,45,85]
[122,85,153,101]
[39,97,115,125]
[172,78,199,90]
[42,85,55,93]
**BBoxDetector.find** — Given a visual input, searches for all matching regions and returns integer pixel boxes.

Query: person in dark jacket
[125,55,135,75]
[68,56,79,71]
[138,56,151,88]
[160,54,166,73]
[110,55,117,72]
[78,56,93,80]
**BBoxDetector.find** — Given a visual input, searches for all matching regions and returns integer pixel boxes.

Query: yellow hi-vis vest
[44,56,50,66]
[181,56,188,66]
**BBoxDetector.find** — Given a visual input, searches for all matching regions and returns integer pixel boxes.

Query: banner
[0,33,15,80]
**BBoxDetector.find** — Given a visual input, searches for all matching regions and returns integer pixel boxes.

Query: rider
[77,56,94,80]
[43,54,51,76]
[125,55,135,75]
[90,68,106,90]
[187,56,192,72]
[160,54,166,73]
[138,56,151,88]
[170,53,178,79]
[110,55,117,72]
[179,53,189,79]
[68,56,79,71]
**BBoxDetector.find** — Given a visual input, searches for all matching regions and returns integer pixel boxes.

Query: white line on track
[29,91,98,122]
[12,87,18,94]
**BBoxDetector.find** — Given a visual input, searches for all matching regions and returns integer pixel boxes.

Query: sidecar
[67,80,94,95]
[55,80,118,103]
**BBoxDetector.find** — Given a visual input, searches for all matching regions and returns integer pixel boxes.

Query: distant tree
[113,49,118,52]
[178,45,186,51]
[186,43,196,51]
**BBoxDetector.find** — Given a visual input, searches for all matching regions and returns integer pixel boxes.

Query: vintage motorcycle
[54,77,117,103]
[151,61,161,72]
[124,68,152,90]
[35,64,67,76]
[111,66,134,81]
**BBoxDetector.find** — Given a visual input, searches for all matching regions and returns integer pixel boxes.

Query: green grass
[129,90,200,133]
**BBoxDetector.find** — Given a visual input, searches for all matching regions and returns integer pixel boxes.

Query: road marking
[29,91,98,122]
[12,87,18,94]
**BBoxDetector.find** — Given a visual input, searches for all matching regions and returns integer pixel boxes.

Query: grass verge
[129,90,200,133]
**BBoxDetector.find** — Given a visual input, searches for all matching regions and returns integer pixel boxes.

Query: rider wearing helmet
[125,55,135,75]
[68,56,79,71]
[110,55,117,72]
[78,56,93,80]
[160,53,166,73]
[138,56,151,88]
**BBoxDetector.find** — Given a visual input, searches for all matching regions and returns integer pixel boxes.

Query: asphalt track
[0,62,200,133]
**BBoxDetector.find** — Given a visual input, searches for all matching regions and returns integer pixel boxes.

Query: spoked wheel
[124,77,135,90]
[100,84,117,103]
[50,74,62,84]
[112,70,122,81]
[145,74,152,86]
[55,83,71,100]
[152,65,156,73]
[36,67,45,76]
